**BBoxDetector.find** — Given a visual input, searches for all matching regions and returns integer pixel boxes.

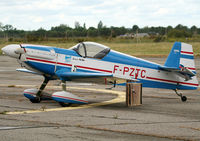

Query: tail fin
[164,42,198,89]
[164,42,196,74]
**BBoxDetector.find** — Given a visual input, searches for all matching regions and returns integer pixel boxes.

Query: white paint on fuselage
[23,48,198,88]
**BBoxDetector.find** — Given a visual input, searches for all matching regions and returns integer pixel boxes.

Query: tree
[50,24,72,37]
[167,29,192,38]
[83,23,86,29]
[75,21,81,29]
[132,25,139,33]
[175,24,188,31]
[0,22,3,31]
[99,27,111,37]
[191,25,197,35]
[97,21,103,29]
[87,27,98,37]
[166,26,173,33]
[3,24,14,31]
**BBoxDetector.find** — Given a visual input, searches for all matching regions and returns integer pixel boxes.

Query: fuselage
[2,42,199,90]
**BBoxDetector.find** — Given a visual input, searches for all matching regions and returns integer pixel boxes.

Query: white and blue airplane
[1,41,198,106]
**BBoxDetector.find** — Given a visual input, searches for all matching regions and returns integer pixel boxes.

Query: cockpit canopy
[70,42,110,59]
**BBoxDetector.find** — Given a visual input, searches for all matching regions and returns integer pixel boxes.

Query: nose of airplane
[1,44,21,58]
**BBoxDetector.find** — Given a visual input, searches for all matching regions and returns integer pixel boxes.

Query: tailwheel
[59,102,72,107]
[181,96,187,102]
[174,89,187,102]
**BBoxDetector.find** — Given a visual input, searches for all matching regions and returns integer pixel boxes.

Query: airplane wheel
[30,98,41,103]
[59,102,72,107]
[181,96,187,102]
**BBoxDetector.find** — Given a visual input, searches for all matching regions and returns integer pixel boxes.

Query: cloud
[0,0,199,30]
[30,16,44,23]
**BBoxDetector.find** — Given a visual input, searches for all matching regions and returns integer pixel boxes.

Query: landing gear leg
[106,80,116,90]
[58,80,72,107]
[174,89,187,102]
[61,80,66,91]
[30,76,50,103]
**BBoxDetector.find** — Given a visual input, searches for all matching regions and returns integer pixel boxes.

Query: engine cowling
[52,91,88,104]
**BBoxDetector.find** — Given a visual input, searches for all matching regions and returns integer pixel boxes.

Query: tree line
[0,21,200,42]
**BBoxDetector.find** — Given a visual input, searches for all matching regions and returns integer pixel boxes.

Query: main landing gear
[174,89,187,102]
[25,77,88,107]
[27,78,72,107]
[30,76,50,103]
[58,80,72,107]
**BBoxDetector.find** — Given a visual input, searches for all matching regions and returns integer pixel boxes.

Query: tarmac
[0,56,200,141]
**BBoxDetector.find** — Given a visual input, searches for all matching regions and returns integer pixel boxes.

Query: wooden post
[126,80,142,106]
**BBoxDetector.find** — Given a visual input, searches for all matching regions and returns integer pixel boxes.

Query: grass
[103,42,174,57]
[1,40,200,57]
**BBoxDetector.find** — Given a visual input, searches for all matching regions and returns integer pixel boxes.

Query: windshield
[70,42,110,59]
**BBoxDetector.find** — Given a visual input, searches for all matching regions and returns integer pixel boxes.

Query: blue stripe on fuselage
[118,79,197,90]
[25,61,55,75]
[102,50,160,70]
[25,46,53,51]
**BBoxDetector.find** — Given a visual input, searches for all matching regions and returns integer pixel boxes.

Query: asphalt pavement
[0,56,200,141]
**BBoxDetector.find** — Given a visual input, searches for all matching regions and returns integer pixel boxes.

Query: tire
[181,96,187,102]
[59,102,72,107]
[30,98,41,103]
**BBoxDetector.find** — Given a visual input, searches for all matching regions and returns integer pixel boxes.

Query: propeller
[16,44,26,67]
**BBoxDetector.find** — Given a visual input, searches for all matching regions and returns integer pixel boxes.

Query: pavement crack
[85,120,200,127]
[0,105,32,110]
[77,125,193,141]
[91,115,136,121]
[0,125,56,131]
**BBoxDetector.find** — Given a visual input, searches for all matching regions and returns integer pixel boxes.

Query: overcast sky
[0,0,200,30]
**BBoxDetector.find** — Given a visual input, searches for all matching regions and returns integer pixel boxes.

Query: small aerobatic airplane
[1,41,198,106]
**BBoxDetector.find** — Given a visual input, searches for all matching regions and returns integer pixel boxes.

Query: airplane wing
[55,69,113,81]
[16,68,43,75]
[158,66,196,81]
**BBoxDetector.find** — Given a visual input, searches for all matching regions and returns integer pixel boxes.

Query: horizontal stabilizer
[158,65,195,81]
[55,70,113,81]
[158,66,180,71]
[16,68,42,75]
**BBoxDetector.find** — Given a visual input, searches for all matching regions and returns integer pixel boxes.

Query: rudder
[179,42,196,73]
